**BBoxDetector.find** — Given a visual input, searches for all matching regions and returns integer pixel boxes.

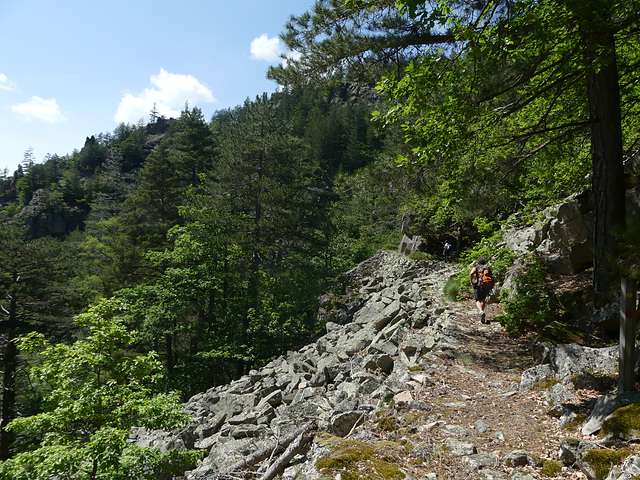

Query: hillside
[131,250,638,480]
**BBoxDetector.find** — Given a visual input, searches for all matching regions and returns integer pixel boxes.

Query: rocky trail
[136,251,639,480]
[395,298,595,480]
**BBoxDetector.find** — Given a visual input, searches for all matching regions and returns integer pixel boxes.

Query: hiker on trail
[443,241,452,262]
[470,257,493,324]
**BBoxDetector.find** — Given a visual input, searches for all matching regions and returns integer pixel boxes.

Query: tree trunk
[166,333,174,376]
[587,31,625,294]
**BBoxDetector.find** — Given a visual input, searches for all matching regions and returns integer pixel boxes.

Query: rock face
[501,192,594,276]
[15,189,86,238]
[398,233,426,255]
[131,251,458,478]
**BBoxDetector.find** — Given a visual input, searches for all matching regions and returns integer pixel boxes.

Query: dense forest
[0,0,639,478]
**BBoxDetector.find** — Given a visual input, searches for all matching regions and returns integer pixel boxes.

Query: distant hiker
[470,257,493,324]
[443,241,452,262]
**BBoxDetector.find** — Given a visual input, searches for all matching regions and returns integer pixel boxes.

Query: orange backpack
[477,265,494,288]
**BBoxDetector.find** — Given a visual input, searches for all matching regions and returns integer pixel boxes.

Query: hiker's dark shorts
[474,286,490,302]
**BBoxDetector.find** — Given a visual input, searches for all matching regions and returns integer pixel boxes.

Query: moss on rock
[582,448,632,480]
[601,403,640,439]
[540,459,563,477]
[316,438,407,479]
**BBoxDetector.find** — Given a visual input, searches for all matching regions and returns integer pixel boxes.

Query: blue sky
[0,0,315,173]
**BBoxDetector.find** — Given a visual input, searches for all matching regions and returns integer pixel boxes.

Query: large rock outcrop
[501,192,594,276]
[15,188,86,238]
[131,251,458,478]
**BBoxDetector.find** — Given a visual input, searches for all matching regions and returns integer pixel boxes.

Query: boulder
[582,392,640,436]
[605,455,640,480]
[398,233,426,255]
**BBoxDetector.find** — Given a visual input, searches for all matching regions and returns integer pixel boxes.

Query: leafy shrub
[496,252,558,335]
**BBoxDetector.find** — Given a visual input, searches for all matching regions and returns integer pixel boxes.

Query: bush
[495,252,558,335]
[443,277,462,302]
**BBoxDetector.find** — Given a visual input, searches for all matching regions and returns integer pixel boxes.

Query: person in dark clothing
[443,241,452,262]
[470,257,492,323]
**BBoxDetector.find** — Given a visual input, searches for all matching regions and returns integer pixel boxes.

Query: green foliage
[329,156,415,271]
[616,219,640,280]
[495,253,558,335]
[0,298,201,479]
[443,277,461,302]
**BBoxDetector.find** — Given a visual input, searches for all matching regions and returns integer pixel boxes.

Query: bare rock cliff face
[15,189,86,238]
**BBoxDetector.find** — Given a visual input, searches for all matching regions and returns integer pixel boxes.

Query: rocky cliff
[132,250,640,480]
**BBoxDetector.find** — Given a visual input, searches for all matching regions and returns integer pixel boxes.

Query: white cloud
[0,73,15,91]
[283,50,302,66]
[250,34,283,63]
[114,68,216,124]
[11,96,66,123]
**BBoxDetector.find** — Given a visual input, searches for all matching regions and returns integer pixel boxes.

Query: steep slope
[133,251,635,480]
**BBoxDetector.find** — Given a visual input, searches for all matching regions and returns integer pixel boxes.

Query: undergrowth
[495,252,558,334]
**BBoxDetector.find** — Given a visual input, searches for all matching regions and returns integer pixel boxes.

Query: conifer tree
[0,225,80,459]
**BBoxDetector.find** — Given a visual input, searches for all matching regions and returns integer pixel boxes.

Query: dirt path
[395,299,598,479]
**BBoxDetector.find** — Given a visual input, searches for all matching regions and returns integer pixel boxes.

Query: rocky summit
[131,250,640,480]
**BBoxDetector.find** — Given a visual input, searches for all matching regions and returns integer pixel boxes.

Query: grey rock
[445,438,477,456]
[367,340,399,356]
[398,233,426,255]
[605,455,640,480]
[519,364,555,390]
[546,383,578,406]
[363,353,395,375]
[257,389,283,408]
[333,395,359,414]
[461,453,499,470]
[193,412,226,443]
[558,438,602,465]
[331,410,363,437]
[559,409,580,428]
[572,371,609,391]
[504,449,541,467]
[475,419,490,434]
[443,424,468,437]
[478,470,508,480]
[228,424,268,439]
[510,474,537,480]
[317,353,345,384]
